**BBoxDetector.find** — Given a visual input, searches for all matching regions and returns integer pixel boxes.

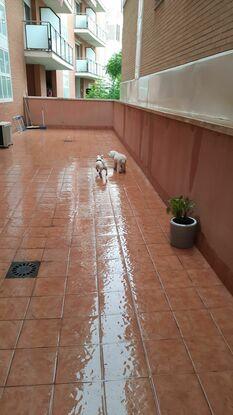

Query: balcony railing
[76,58,105,77]
[24,21,73,66]
[75,14,106,44]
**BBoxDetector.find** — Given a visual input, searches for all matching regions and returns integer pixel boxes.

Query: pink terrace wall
[27,97,114,128]
[113,102,233,294]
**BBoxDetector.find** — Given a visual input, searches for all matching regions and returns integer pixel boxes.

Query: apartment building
[74,0,106,98]
[121,0,233,122]
[0,0,106,123]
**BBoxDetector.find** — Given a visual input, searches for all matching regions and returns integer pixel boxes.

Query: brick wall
[140,0,233,76]
[122,0,138,81]
[0,0,28,123]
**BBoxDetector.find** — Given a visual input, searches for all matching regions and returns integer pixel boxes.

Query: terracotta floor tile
[0,385,53,415]
[200,371,233,415]
[101,313,140,344]
[33,277,66,296]
[17,319,60,348]
[139,311,180,340]
[130,271,162,291]
[103,341,148,380]
[105,378,159,415]
[0,350,14,386]
[210,307,233,335]
[187,268,222,286]
[68,260,97,279]
[14,248,44,261]
[178,252,211,269]
[0,297,29,320]
[0,249,16,262]
[0,262,11,279]
[133,288,170,313]
[66,276,97,294]
[166,287,205,310]
[148,243,176,260]
[25,227,50,238]
[43,248,69,262]
[142,231,168,245]
[26,296,63,319]
[154,255,184,271]
[0,237,21,249]
[145,338,193,374]
[53,382,104,415]
[69,245,96,263]
[56,345,101,383]
[63,294,98,317]
[175,309,219,337]
[123,244,152,265]
[0,279,35,297]
[185,335,233,372]
[99,290,134,315]
[38,261,68,278]
[225,334,233,351]
[60,316,99,346]
[155,373,211,415]
[0,320,22,349]
[126,259,155,277]
[159,269,192,288]
[7,348,56,386]
[45,237,71,249]
[20,237,46,249]
[197,286,233,308]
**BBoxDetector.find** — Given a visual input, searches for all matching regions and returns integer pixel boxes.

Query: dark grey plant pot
[170,217,197,249]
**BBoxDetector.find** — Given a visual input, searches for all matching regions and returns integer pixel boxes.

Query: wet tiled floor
[0,129,233,414]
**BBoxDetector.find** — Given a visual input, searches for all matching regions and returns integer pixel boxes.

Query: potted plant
[167,196,197,249]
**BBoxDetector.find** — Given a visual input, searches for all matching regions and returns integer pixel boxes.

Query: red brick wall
[122,0,138,81]
[0,0,28,123]
[140,0,233,76]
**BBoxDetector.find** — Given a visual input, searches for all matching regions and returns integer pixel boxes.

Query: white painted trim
[121,50,233,123]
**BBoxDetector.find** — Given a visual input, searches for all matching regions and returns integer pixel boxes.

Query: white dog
[109,150,127,173]
[96,155,108,179]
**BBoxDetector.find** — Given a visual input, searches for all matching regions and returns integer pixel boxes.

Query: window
[75,2,81,14]
[0,0,13,101]
[63,71,70,98]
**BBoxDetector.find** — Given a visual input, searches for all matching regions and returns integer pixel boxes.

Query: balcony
[74,14,106,47]
[24,21,73,71]
[75,58,105,79]
[43,0,73,14]
[85,0,106,12]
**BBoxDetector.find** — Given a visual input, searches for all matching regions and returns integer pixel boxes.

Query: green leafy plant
[87,52,122,100]
[167,196,195,222]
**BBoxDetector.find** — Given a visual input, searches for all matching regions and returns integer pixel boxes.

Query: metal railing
[75,14,106,44]
[76,58,105,77]
[24,21,73,66]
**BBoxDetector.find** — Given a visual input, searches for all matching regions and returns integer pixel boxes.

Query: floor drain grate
[5,261,41,279]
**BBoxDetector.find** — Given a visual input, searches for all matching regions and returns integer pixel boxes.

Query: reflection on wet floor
[0,129,233,414]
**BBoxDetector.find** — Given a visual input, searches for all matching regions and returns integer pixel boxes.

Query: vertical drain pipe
[135,0,144,80]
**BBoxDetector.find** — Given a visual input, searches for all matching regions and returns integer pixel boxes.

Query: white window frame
[0,0,13,102]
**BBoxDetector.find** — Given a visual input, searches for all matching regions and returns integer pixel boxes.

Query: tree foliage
[86,52,122,100]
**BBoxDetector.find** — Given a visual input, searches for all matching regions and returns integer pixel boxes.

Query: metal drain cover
[5,261,41,279]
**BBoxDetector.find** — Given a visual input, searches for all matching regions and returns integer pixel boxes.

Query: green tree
[86,52,122,100]
[106,51,122,81]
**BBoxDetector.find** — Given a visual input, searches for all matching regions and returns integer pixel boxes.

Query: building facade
[121,0,233,122]
[74,0,106,98]
[0,0,106,123]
